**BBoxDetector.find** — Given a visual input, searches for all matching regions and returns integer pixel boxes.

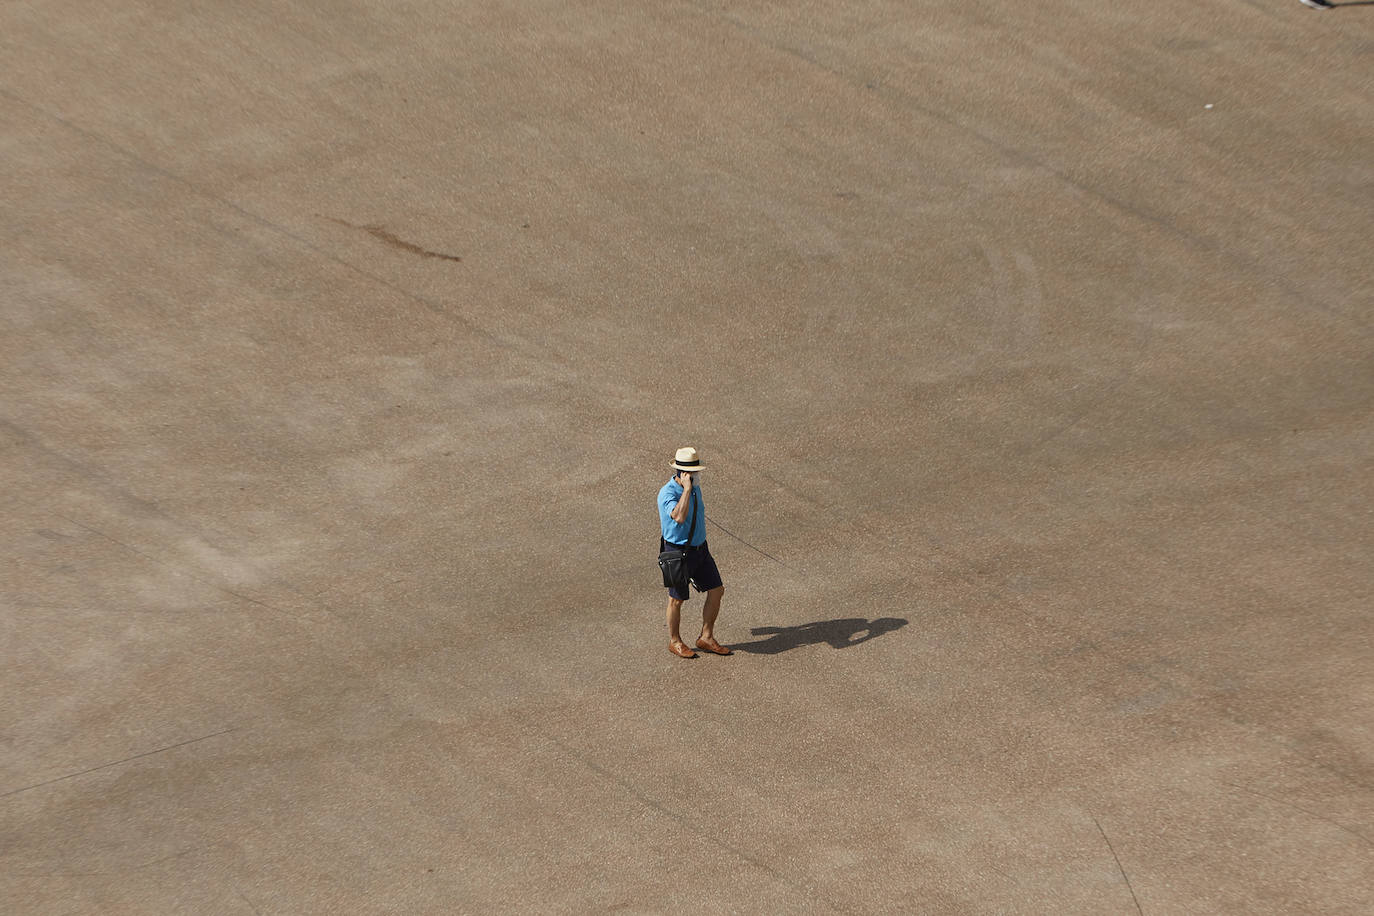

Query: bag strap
[685,484,699,549]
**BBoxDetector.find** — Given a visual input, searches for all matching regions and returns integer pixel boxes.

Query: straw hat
[671,446,704,472]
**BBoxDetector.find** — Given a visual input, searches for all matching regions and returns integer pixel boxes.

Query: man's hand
[670,470,695,524]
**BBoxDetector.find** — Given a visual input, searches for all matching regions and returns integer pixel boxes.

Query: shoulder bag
[657,486,698,591]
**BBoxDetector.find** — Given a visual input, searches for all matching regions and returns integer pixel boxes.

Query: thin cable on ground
[705,514,794,570]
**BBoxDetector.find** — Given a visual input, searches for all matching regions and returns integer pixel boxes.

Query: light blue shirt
[658,479,706,546]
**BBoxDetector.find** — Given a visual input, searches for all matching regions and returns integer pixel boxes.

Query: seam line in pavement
[52,511,313,621]
[674,1,1370,335]
[0,86,549,364]
[1,728,240,800]
[1093,815,1144,916]
[546,732,853,914]
[1214,779,1374,848]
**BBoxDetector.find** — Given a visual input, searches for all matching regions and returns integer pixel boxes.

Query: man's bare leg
[700,586,724,639]
[667,596,695,657]
[696,586,731,654]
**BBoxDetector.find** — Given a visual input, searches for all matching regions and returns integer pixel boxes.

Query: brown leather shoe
[670,640,697,659]
[695,636,732,656]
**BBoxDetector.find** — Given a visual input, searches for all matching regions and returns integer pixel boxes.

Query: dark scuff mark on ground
[327,217,462,262]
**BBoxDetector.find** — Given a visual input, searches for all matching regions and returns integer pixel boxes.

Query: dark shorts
[661,538,723,601]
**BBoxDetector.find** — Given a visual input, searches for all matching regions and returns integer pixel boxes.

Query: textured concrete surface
[3,1,1372,913]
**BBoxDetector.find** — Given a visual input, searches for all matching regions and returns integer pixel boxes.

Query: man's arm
[669,471,693,524]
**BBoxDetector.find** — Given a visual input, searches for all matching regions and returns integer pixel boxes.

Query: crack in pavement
[1093,815,1144,916]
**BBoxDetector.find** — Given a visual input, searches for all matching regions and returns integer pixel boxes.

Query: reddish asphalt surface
[3,2,1372,913]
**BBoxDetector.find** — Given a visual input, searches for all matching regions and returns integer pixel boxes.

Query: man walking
[658,446,731,659]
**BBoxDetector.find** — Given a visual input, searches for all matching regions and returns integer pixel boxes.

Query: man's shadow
[730,617,908,654]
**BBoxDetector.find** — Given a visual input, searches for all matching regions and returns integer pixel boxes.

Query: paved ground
[3,1,1372,913]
